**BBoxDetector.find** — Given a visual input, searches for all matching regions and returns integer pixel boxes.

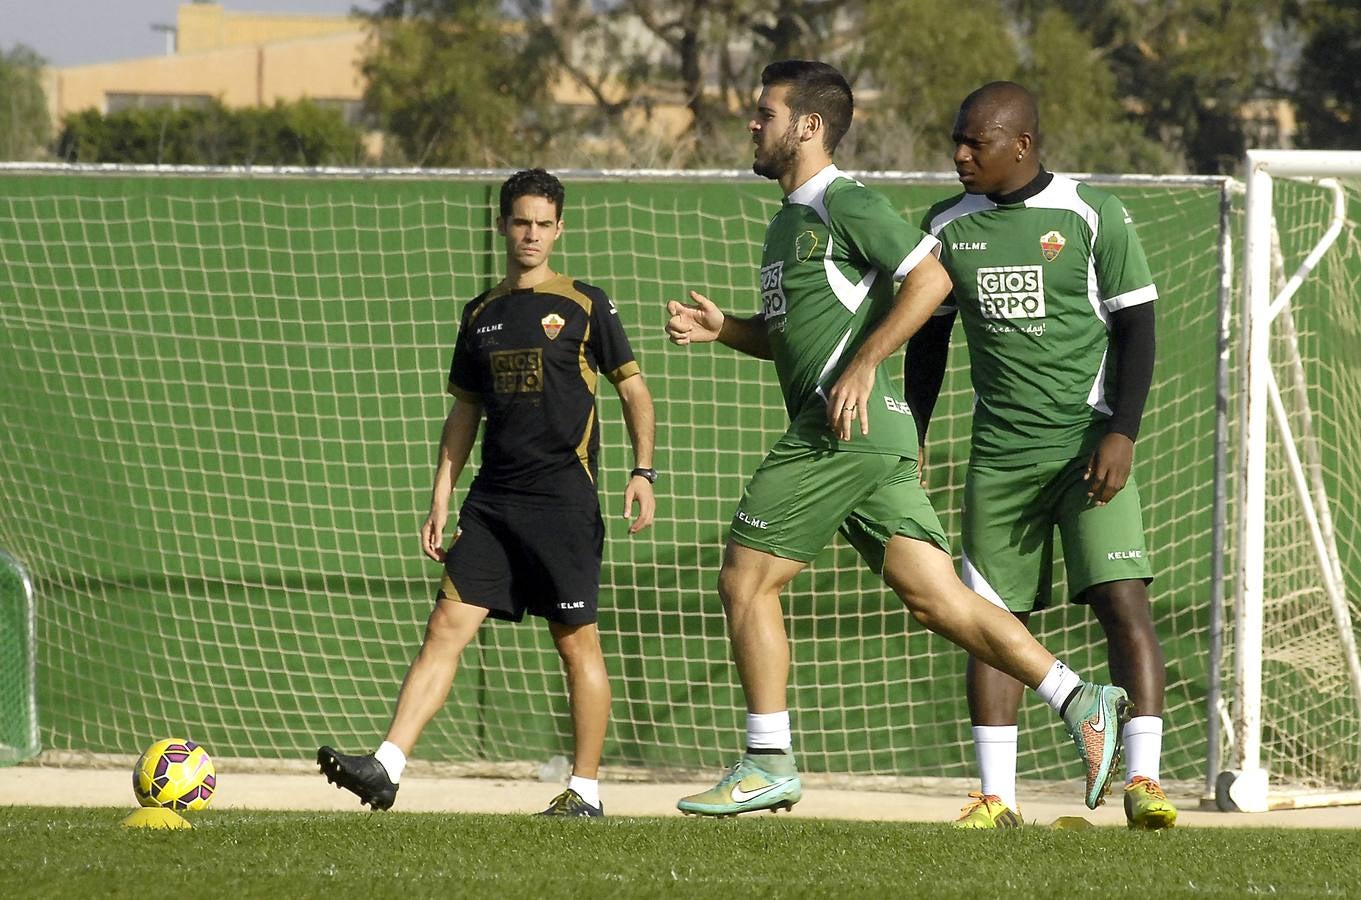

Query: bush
[56,98,367,167]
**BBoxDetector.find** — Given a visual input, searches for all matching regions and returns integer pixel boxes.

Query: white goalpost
[1216,149,1361,812]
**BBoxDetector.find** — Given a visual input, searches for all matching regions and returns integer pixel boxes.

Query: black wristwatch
[630,466,658,484]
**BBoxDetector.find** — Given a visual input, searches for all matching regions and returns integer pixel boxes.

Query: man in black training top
[319,168,657,817]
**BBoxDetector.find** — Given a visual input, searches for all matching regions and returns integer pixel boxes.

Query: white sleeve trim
[1103,283,1158,312]
[932,302,956,316]
[893,233,941,280]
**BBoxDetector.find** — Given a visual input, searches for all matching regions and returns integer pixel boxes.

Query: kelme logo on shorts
[977,265,1046,319]
[1108,549,1144,561]
[735,510,770,529]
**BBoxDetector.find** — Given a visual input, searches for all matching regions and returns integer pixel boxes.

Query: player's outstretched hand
[1085,433,1134,505]
[665,291,724,345]
[420,509,448,562]
[825,360,874,441]
[623,477,655,534]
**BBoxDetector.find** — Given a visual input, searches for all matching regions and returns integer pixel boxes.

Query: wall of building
[47,4,366,124]
[176,1,362,53]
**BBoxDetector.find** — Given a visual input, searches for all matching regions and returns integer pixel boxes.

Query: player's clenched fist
[666,290,725,345]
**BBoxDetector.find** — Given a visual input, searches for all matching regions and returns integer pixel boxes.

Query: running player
[665,61,1130,818]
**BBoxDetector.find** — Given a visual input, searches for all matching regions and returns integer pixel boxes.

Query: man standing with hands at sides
[904,82,1175,830]
[665,60,1130,818]
[319,168,657,818]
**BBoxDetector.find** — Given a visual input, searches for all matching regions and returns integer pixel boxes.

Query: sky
[1,1,367,68]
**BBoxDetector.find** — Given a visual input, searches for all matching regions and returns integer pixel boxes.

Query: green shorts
[728,435,950,573]
[961,455,1153,612]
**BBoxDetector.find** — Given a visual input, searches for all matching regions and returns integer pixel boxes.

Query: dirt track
[2,764,1356,828]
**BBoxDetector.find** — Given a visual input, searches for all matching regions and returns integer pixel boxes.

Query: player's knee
[1088,580,1153,629]
[886,572,946,624]
[552,622,603,663]
[717,564,752,613]
[423,600,477,649]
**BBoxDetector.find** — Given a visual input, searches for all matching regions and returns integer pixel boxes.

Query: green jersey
[761,165,940,456]
[925,173,1157,464]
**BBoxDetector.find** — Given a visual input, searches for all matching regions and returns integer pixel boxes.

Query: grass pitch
[3,807,1355,898]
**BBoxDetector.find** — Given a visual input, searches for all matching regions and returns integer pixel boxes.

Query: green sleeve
[830,181,939,280]
[1091,189,1158,311]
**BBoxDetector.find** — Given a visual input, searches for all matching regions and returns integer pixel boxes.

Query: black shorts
[438,492,604,625]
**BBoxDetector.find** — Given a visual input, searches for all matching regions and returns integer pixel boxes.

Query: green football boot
[1124,776,1178,830]
[677,752,802,817]
[1061,683,1133,809]
[953,792,1023,829]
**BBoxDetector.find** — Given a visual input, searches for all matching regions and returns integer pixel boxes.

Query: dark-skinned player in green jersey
[905,82,1176,830]
[318,169,657,818]
[664,60,1131,818]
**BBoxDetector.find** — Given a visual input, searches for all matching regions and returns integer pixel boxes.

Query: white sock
[374,740,406,784]
[567,775,600,808]
[1123,716,1164,783]
[746,710,792,750]
[1035,661,1084,714]
[973,725,1019,810]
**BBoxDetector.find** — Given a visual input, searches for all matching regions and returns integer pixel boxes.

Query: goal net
[0,165,1230,792]
[1215,151,1361,811]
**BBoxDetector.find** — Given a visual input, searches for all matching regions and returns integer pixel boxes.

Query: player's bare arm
[666,290,773,359]
[615,372,657,534]
[420,397,482,561]
[826,253,952,441]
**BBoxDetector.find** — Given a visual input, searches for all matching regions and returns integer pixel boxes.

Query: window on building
[105,93,214,114]
[309,97,376,129]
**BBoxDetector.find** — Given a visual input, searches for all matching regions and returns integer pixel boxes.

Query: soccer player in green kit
[905,82,1176,830]
[665,60,1130,817]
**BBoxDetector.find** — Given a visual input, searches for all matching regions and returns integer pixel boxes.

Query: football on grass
[133,738,216,810]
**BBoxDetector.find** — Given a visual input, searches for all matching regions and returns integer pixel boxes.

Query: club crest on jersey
[795,230,819,263]
[1040,230,1066,262]
[541,313,565,340]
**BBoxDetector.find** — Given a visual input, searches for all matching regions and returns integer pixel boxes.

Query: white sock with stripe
[746,710,792,751]
[1035,661,1084,714]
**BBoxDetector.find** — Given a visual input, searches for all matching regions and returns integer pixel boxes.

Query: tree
[1021,7,1179,174]
[506,0,844,167]
[851,2,1170,173]
[55,100,365,166]
[851,0,1020,170]
[1293,0,1361,148]
[0,44,52,162]
[359,0,558,167]
[1040,0,1287,173]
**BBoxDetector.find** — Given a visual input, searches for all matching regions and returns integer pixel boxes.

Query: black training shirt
[448,274,639,499]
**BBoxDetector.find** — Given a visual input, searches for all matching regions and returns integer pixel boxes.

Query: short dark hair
[498,168,565,219]
[760,60,854,153]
